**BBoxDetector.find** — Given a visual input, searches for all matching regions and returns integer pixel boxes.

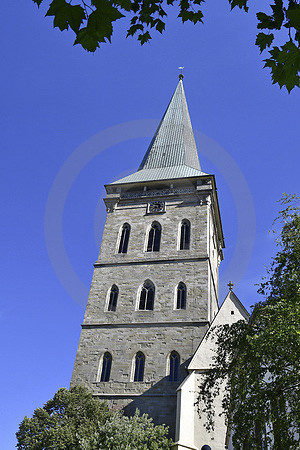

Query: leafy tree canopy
[32,0,300,92]
[16,386,112,449]
[198,194,300,449]
[16,385,172,449]
[80,409,172,449]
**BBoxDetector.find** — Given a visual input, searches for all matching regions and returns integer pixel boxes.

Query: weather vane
[178,66,184,79]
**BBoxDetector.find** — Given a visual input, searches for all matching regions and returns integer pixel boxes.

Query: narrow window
[169,351,180,381]
[139,280,155,310]
[134,352,145,381]
[147,222,161,252]
[180,219,190,250]
[108,285,119,311]
[100,352,112,382]
[176,282,187,309]
[118,223,130,253]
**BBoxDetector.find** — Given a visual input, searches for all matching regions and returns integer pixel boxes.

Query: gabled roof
[111,77,207,185]
[188,290,249,371]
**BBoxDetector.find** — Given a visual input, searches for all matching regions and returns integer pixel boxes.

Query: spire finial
[178,66,184,80]
[228,281,234,291]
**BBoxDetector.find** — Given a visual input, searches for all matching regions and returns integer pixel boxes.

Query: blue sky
[1,1,299,447]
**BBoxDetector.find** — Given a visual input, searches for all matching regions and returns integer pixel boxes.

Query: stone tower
[71,77,225,437]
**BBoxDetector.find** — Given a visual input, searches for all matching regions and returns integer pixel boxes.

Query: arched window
[108,285,119,311]
[180,219,190,250]
[169,351,180,382]
[139,280,155,310]
[176,282,187,309]
[100,352,112,382]
[147,222,161,252]
[134,352,145,381]
[118,223,130,253]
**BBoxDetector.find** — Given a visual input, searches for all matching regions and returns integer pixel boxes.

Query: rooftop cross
[228,281,234,291]
[178,66,184,80]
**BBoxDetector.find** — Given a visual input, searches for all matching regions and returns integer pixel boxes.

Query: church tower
[71,76,225,437]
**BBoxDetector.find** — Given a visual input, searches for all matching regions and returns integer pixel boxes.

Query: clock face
[148,201,165,213]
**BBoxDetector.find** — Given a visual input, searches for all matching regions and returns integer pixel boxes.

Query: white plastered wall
[173,291,249,450]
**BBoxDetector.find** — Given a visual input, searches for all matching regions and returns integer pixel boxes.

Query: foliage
[16,386,112,449]
[32,0,300,92]
[16,386,172,449]
[80,409,172,449]
[197,194,300,449]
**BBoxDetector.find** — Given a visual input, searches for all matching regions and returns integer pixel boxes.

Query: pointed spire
[111,78,206,185]
[139,78,201,172]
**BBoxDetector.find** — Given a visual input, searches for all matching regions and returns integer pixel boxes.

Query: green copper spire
[112,77,206,185]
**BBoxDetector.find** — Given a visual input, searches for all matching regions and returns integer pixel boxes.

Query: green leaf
[113,0,132,12]
[229,0,249,13]
[257,12,276,30]
[74,0,125,49]
[74,27,100,51]
[126,23,144,37]
[286,5,300,30]
[92,0,125,21]
[255,32,274,52]
[155,19,165,34]
[66,5,86,33]
[270,0,284,28]
[46,0,85,33]
[264,42,300,92]
[87,10,113,42]
[138,30,151,44]
[178,10,203,24]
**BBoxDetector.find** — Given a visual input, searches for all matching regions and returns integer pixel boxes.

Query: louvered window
[100,352,112,382]
[139,281,155,310]
[118,223,130,253]
[176,282,187,309]
[147,222,161,252]
[169,351,180,382]
[134,352,145,382]
[180,219,190,250]
[108,285,118,311]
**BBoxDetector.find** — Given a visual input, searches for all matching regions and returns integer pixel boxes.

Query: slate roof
[111,78,207,185]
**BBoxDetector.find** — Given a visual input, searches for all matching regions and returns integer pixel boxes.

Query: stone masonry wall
[71,179,222,438]
[71,323,209,437]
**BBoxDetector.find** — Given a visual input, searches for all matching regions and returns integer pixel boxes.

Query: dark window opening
[108,285,119,311]
[100,352,112,382]
[118,223,130,253]
[134,352,145,381]
[139,281,155,310]
[169,351,180,381]
[180,219,190,250]
[176,282,187,309]
[147,222,161,252]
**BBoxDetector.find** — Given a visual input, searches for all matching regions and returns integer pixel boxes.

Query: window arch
[100,352,112,382]
[139,280,155,310]
[134,352,145,381]
[107,285,119,311]
[176,282,187,309]
[169,351,180,382]
[180,219,190,250]
[118,223,130,253]
[147,222,161,252]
